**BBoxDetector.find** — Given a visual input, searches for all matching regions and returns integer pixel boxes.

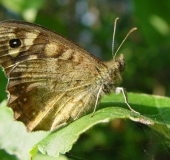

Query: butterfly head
[114,53,125,73]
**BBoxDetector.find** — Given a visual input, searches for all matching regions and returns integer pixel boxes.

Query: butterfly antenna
[112,18,137,61]
[112,17,119,61]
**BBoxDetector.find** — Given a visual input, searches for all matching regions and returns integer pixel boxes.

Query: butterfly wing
[0,20,108,131]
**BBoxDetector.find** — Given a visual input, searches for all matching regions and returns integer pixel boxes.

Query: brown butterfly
[0,19,138,131]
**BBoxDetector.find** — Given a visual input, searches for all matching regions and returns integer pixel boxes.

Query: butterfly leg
[91,85,103,117]
[115,87,140,114]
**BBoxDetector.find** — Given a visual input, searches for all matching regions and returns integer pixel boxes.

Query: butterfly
[0,18,138,131]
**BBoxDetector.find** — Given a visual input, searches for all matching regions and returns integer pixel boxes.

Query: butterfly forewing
[0,20,124,131]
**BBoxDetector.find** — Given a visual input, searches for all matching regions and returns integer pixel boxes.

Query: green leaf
[1,93,170,159]
[31,93,170,158]
[0,101,49,160]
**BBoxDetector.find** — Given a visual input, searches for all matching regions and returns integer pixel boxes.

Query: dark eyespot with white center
[9,39,22,48]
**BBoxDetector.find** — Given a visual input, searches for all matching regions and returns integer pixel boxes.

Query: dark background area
[0,0,170,159]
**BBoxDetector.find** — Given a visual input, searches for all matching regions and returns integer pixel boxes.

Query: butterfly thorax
[102,54,125,94]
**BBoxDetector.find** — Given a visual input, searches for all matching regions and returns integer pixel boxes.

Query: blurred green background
[0,0,170,159]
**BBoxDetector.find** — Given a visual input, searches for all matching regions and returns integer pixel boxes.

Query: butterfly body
[0,20,125,131]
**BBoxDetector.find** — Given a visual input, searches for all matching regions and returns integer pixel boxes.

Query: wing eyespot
[9,39,22,48]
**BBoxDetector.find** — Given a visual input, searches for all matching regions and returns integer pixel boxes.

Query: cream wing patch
[44,43,58,57]
[24,32,39,50]
[8,48,21,57]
